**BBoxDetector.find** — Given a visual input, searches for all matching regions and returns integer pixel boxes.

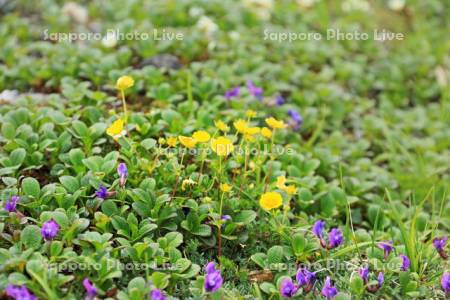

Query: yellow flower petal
[261,127,273,138]
[166,137,177,147]
[233,119,248,134]
[178,136,197,148]
[259,192,283,210]
[245,109,257,118]
[220,183,232,192]
[106,119,124,138]
[245,126,260,135]
[265,117,287,129]
[192,130,211,143]
[276,176,286,189]
[215,120,230,132]
[211,136,234,156]
[283,185,297,195]
[116,75,134,90]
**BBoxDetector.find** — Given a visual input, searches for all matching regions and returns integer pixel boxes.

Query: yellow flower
[265,117,287,129]
[259,192,283,210]
[116,75,134,90]
[166,137,177,147]
[220,183,232,192]
[158,138,166,145]
[276,175,297,195]
[215,120,230,132]
[283,185,297,195]
[106,118,125,139]
[276,176,286,189]
[245,126,260,135]
[234,119,248,134]
[244,134,256,142]
[261,127,272,138]
[245,109,257,118]
[211,136,234,156]
[178,136,197,148]
[192,130,211,143]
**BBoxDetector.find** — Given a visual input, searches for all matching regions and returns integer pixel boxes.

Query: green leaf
[72,120,89,137]
[234,210,256,224]
[150,272,170,289]
[166,232,183,248]
[349,275,364,295]
[259,282,277,294]
[291,233,306,256]
[141,138,157,150]
[10,148,26,166]
[1,122,16,139]
[21,225,43,249]
[69,148,85,166]
[250,253,267,269]
[59,176,80,193]
[192,225,211,236]
[267,246,284,264]
[50,241,63,257]
[334,293,352,300]
[22,177,40,198]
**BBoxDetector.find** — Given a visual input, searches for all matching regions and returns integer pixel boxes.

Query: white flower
[62,2,88,24]
[102,31,118,48]
[388,0,405,11]
[196,16,218,36]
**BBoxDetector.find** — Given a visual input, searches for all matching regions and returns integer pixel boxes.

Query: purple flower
[224,86,240,100]
[221,215,231,221]
[321,276,338,299]
[117,163,128,187]
[433,236,448,252]
[359,267,369,283]
[5,195,19,212]
[246,80,263,100]
[205,271,223,293]
[377,272,384,287]
[150,289,167,300]
[328,228,344,249]
[377,241,394,259]
[288,109,303,130]
[83,278,97,300]
[433,236,448,259]
[41,219,60,241]
[95,185,109,199]
[280,278,298,298]
[296,267,315,288]
[399,254,410,271]
[5,284,37,300]
[442,273,450,293]
[312,220,326,239]
[275,94,285,106]
[204,262,223,293]
[205,261,217,274]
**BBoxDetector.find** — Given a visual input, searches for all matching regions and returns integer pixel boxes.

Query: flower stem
[217,156,223,257]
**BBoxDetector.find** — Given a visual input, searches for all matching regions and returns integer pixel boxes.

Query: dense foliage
[0,0,449,299]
